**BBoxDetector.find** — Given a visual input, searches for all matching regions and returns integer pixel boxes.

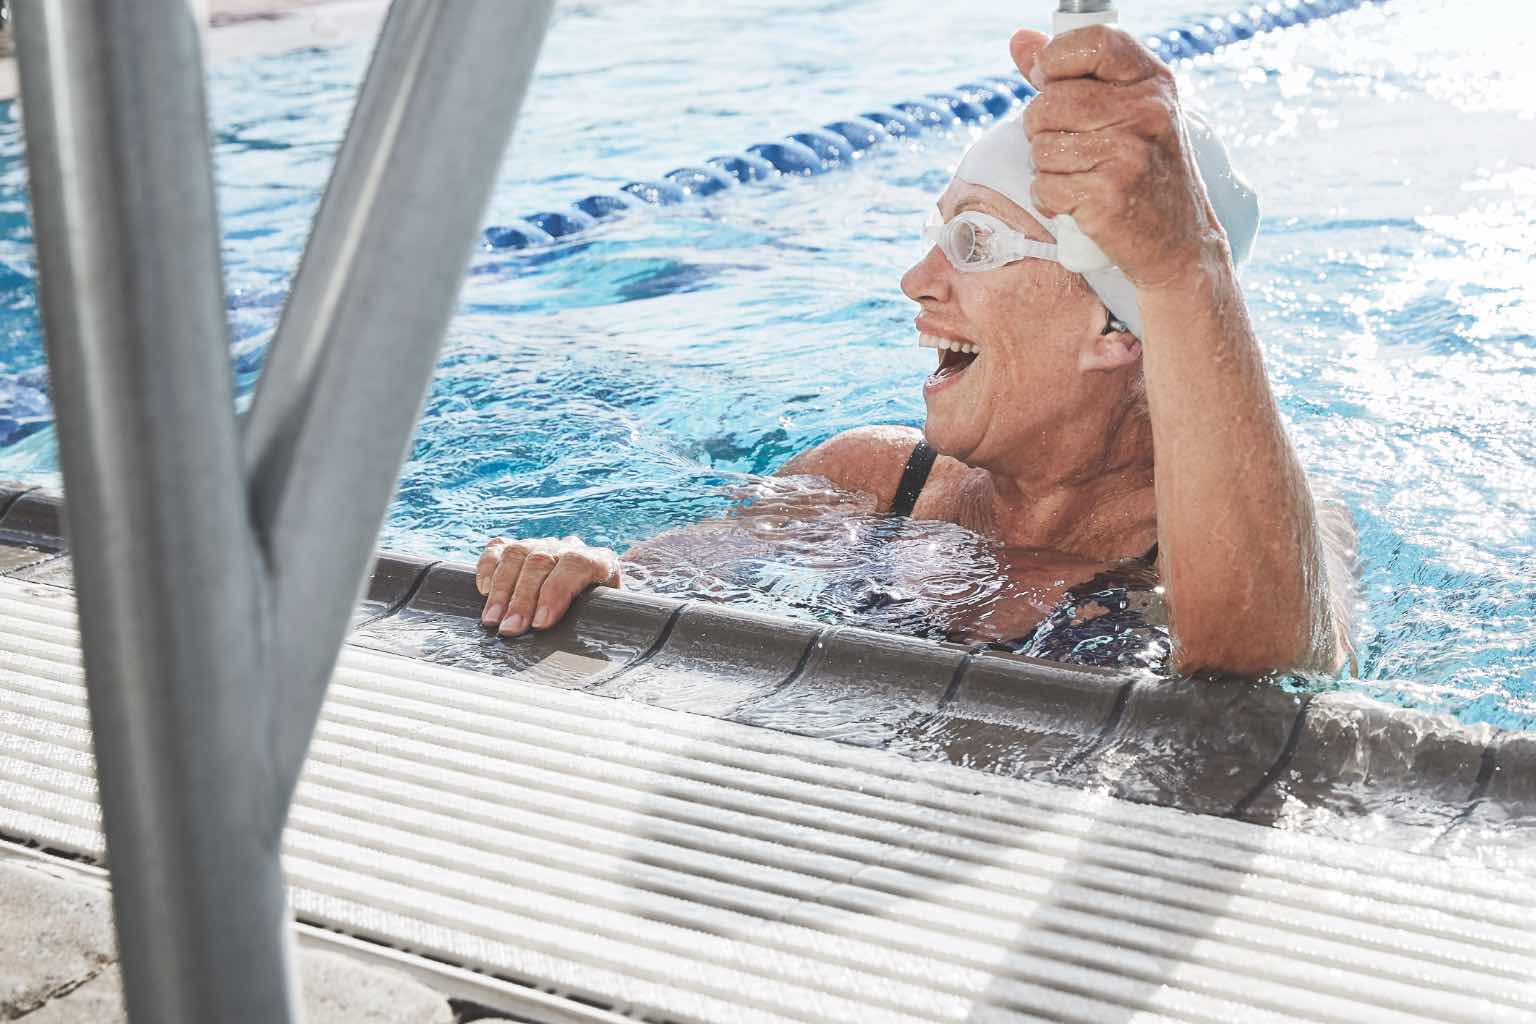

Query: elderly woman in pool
[474,28,1356,675]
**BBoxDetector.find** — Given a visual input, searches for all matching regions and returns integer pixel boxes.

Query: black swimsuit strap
[888,440,937,518]
[885,439,1160,565]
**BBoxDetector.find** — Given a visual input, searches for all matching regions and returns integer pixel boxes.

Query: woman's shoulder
[776,425,934,514]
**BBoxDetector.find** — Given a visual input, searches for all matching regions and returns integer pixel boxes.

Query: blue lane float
[470,0,1386,253]
[708,153,777,184]
[746,140,825,177]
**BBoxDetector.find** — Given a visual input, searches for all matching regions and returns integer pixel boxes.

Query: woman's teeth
[917,332,979,354]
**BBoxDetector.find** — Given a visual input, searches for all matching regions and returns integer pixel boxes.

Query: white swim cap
[952,108,1259,340]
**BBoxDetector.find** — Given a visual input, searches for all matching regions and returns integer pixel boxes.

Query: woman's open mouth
[920,332,980,390]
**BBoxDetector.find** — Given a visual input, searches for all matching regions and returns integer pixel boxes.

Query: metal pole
[14,0,554,1019]
[241,0,554,801]
[11,1,286,1020]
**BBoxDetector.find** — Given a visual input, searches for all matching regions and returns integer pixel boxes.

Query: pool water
[0,0,1532,726]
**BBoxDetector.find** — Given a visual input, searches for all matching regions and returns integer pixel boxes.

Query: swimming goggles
[922,209,1059,273]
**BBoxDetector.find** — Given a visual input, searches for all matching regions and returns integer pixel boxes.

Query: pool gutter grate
[1,487,1533,1023]
[1,574,1535,1023]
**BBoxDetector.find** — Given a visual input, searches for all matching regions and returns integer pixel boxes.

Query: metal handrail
[11,1,553,1020]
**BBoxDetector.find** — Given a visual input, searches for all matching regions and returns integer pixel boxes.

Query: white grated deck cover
[1,576,1534,1023]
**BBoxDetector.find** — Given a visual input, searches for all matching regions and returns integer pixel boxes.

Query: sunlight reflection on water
[0,0,1531,725]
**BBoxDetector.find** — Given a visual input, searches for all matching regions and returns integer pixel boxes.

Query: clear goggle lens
[921,210,1058,273]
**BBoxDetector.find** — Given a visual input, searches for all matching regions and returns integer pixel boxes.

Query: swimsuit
[887,440,1172,672]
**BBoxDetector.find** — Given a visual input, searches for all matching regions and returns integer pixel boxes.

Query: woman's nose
[901,244,952,304]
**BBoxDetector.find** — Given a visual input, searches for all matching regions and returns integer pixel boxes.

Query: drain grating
[2,576,1535,1023]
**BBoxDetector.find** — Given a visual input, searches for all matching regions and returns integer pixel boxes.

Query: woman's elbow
[1168,590,1335,677]
[1172,629,1299,677]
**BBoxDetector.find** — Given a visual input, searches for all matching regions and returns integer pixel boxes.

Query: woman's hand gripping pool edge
[477,536,622,636]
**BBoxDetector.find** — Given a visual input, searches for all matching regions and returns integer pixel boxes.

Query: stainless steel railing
[10,2,553,1019]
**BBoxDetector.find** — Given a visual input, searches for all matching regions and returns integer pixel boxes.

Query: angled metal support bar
[241,0,554,799]
[14,0,553,1020]
[12,1,287,1021]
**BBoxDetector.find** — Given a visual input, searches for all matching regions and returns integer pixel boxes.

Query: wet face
[900,181,1109,470]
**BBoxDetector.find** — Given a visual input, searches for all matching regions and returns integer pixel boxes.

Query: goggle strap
[1005,239,1059,263]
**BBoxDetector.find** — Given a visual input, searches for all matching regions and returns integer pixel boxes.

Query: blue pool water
[0,0,1532,725]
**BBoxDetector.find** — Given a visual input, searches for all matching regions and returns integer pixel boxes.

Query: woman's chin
[920,416,975,464]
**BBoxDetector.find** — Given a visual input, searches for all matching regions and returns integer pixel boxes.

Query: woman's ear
[1079,319,1143,374]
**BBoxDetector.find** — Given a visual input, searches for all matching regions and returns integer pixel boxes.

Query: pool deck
[1,480,1534,1022]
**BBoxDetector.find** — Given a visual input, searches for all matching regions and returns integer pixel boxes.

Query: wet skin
[478,26,1357,676]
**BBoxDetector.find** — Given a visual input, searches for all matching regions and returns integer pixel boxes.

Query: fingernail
[499,613,525,636]
[482,602,503,626]
[533,607,550,628]
[1027,58,1044,88]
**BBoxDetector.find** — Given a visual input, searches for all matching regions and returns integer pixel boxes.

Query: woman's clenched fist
[1012,26,1230,292]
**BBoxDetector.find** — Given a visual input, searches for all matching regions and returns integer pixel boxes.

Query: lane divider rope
[479,0,1385,252]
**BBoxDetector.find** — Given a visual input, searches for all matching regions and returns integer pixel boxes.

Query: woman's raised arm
[1014,25,1353,674]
